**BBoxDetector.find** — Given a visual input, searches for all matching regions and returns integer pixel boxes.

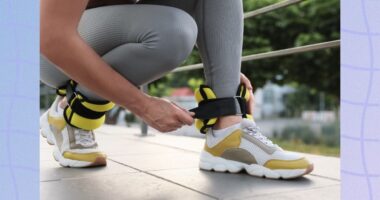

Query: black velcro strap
[189,97,243,119]
[69,97,106,119]
[236,97,248,117]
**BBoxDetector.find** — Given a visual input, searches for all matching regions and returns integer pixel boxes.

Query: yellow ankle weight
[58,80,115,130]
[194,85,219,133]
[236,84,253,120]
[192,84,253,133]
[64,93,114,130]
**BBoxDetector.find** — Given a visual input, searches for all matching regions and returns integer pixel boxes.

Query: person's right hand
[139,96,194,132]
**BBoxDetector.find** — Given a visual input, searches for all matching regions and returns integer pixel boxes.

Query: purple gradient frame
[341,0,380,199]
[0,0,39,199]
[0,0,379,199]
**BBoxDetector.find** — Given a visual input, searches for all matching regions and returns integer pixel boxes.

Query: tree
[151,0,340,107]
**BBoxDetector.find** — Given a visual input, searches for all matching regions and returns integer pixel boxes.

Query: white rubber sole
[40,111,55,145]
[199,151,312,179]
[40,110,104,167]
[52,147,95,168]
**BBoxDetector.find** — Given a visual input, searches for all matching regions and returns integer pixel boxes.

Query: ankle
[213,115,242,130]
[59,97,68,109]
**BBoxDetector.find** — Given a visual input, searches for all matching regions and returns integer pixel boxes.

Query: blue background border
[0,0,379,199]
[0,0,39,199]
[341,0,380,199]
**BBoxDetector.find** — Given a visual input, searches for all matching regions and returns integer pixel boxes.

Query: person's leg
[40,4,197,167]
[140,0,244,129]
[41,4,198,101]
[193,0,244,129]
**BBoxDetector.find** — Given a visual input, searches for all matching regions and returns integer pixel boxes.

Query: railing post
[140,84,149,136]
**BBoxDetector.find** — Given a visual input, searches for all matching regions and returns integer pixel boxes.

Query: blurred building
[253,81,295,119]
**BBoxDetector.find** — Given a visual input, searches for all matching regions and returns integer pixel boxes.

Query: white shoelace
[75,129,96,147]
[243,125,277,147]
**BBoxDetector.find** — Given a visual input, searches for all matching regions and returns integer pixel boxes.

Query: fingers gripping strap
[63,81,115,130]
[236,84,253,120]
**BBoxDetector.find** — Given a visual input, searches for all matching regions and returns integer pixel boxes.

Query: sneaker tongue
[240,118,256,129]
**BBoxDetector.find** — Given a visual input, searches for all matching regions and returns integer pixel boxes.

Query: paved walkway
[40,125,340,200]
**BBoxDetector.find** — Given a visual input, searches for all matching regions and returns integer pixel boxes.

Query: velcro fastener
[68,96,106,120]
[190,97,243,120]
[64,106,106,131]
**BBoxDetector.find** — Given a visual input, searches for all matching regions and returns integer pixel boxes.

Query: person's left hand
[240,73,255,115]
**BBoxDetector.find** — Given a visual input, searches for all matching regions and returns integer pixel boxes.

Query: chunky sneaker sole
[40,110,55,145]
[52,146,107,168]
[199,151,313,179]
[40,97,107,168]
[200,119,313,179]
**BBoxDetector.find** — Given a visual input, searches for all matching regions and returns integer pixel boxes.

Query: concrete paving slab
[41,160,137,182]
[97,136,188,156]
[109,152,199,171]
[239,185,340,200]
[307,154,340,180]
[151,168,340,200]
[40,148,54,162]
[41,172,214,200]
[104,127,340,181]
[41,125,340,200]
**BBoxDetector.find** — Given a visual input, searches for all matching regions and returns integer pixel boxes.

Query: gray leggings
[40,0,243,100]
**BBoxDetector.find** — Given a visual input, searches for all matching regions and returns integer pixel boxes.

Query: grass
[272,139,340,157]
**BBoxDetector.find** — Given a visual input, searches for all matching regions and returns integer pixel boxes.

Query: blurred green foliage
[276,120,340,147]
[150,0,340,110]
[271,119,340,156]
[281,125,318,145]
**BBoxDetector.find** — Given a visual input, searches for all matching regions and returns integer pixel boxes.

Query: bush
[281,126,320,145]
[321,122,340,147]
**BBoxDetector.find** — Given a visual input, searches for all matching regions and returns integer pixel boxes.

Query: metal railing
[140,0,340,135]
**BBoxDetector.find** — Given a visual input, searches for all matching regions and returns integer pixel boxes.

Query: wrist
[124,92,152,117]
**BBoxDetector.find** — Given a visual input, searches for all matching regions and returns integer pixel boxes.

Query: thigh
[41,4,197,94]
[40,55,70,88]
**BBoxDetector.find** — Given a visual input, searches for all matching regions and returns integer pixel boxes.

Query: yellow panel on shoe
[63,151,107,163]
[245,114,253,120]
[264,158,311,170]
[47,115,66,131]
[204,129,242,156]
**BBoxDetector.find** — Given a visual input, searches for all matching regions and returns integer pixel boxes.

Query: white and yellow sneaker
[40,96,107,167]
[199,119,313,179]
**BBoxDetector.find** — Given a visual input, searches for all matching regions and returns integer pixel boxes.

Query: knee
[153,8,198,69]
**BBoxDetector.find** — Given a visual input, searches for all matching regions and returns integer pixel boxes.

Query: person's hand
[139,96,194,132]
[240,73,255,115]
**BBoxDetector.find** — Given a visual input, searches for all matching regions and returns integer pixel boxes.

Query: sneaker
[199,119,313,179]
[40,96,63,145]
[40,96,107,167]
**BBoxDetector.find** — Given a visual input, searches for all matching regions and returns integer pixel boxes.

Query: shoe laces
[243,124,277,147]
[74,129,96,147]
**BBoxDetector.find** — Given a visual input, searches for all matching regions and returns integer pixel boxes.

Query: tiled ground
[40,125,340,200]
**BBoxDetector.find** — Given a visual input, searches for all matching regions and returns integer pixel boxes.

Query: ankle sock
[212,122,241,136]
[206,122,242,147]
